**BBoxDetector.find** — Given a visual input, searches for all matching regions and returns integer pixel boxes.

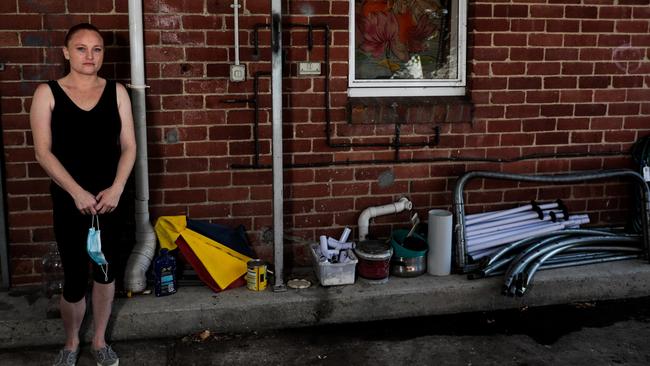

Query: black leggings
[51,185,124,303]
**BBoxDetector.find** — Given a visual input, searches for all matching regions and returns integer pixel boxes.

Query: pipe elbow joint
[396,197,413,211]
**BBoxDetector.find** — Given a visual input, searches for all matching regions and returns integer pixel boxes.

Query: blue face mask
[87,215,109,281]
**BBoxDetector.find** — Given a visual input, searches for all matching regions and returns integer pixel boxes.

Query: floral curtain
[355,0,453,80]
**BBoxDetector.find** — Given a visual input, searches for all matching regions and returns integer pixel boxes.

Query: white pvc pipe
[467,211,566,237]
[124,0,157,293]
[561,216,590,228]
[468,214,590,258]
[466,202,559,226]
[231,0,241,65]
[468,221,555,244]
[465,204,533,225]
[465,209,554,232]
[339,227,351,243]
[468,222,566,252]
[427,209,453,276]
[271,0,284,290]
[357,197,413,241]
[468,220,561,246]
[319,235,338,260]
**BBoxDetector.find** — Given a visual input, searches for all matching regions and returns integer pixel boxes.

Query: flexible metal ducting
[123,0,156,293]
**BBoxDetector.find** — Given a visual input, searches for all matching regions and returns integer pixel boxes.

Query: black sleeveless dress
[48,80,125,300]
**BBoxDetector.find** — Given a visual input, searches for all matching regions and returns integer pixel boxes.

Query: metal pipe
[221,71,271,168]
[250,22,434,155]
[516,236,642,296]
[453,169,650,272]
[503,235,640,293]
[271,0,285,291]
[124,0,157,293]
[545,249,641,264]
[539,254,639,270]
[491,232,604,275]
[476,252,639,279]
[562,245,642,253]
[231,149,627,170]
[482,229,617,269]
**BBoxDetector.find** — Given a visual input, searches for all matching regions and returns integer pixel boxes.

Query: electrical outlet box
[298,62,321,76]
[230,64,246,82]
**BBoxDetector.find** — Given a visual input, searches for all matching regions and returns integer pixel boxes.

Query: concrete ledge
[2,259,650,349]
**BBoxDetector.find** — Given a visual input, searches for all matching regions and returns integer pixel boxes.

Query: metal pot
[390,255,426,277]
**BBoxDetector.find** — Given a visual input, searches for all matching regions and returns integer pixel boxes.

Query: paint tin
[354,240,393,284]
[246,259,267,291]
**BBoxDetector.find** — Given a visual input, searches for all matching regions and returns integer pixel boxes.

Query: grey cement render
[2,259,650,349]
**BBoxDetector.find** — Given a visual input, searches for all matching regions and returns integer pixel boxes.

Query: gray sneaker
[52,347,79,366]
[92,345,119,366]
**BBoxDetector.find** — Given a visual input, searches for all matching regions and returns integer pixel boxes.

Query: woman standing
[30,23,136,366]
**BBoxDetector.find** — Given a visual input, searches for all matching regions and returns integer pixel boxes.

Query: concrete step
[2,259,650,349]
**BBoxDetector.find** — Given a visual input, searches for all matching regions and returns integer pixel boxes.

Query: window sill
[347,86,466,98]
[347,96,473,124]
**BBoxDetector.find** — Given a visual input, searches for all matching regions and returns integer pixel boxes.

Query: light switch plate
[298,62,321,76]
[230,64,246,82]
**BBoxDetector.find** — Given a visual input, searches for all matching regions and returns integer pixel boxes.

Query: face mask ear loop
[101,263,109,282]
[92,214,100,230]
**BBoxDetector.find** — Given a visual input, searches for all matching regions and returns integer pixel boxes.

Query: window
[349,0,467,97]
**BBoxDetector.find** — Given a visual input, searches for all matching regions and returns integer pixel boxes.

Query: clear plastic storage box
[310,244,358,286]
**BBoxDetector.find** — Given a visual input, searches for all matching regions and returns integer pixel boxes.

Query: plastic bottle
[42,243,64,298]
[154,248,177,297]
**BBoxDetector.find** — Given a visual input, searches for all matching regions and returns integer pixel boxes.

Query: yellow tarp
[154,216,251,289]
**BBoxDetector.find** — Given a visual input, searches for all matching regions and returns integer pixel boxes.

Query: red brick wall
[0,0,648,285]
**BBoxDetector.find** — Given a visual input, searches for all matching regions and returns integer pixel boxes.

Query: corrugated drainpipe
[123,0,156,293]
[271,0,285,291]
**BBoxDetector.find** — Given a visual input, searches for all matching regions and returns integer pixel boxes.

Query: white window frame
[348,0,467,97]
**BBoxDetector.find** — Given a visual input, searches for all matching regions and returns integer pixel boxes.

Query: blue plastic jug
[154,248,177,297]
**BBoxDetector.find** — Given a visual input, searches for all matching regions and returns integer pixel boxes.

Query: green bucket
[390,229,428,258]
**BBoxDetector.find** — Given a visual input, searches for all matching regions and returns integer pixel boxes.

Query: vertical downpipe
[124,0,157,293]
[0,149,8,289]
[271,1,286,291]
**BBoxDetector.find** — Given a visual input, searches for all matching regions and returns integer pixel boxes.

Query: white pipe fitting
[319,235,339,260]
[358,197,413,241]
[339,227,351,243]
[327,237,355,250]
